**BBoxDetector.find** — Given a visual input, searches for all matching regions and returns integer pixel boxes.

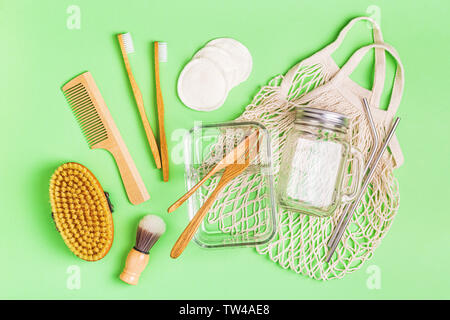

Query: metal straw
[325,117,401,263]
[360,98,380,176]
[327,98,379,247]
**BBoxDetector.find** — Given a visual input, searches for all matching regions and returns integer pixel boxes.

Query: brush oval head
[49,162,114,261]
[134,215,166,254]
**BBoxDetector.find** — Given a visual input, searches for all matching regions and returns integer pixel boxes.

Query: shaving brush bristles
[120,215,165,285]
[135,215,166,253]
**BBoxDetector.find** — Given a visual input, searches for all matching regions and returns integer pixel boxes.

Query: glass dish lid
[183,121,276,248]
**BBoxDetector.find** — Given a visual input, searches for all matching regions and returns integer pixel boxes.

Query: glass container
[183,121,276,248]
[277,107,363,217]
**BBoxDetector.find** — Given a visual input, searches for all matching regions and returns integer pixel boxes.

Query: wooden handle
[109,144,150,205]
[167,164,224,213]
[118,34,162,169]
[170,134,255,258]
[170,185,224,258]
[120,248,149,285]
[154,42,169,181]
[167,131,259,213]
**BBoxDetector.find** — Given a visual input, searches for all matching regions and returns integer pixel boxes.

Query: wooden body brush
[120,215,166,285]
[62,71,149,205]
[49,162,114,261]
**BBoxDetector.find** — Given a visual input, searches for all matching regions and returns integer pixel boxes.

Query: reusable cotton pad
[206,38,252,85]
[194,46,238,89]
[177,38,252,111]
[177,58,228,111]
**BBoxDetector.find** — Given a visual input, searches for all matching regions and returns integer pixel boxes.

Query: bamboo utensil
[325,117,401,262]
[167,130,260,213]
[118,33,162,169]
[62,72,150,205]
[154,41,169,181]
[170,132,259,258]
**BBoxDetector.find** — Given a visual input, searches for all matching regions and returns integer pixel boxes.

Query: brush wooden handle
[109,144,150,205]
[118,34,162,169]
[154,42,169,182]
[120,248,149,285]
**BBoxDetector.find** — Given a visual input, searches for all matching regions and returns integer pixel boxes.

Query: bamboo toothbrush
[62,72,150,205]
[120,215,166,285]
[118,32,162,169]
[154,41,169,182]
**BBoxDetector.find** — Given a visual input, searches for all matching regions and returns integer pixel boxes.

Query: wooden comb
[62,71,150,205]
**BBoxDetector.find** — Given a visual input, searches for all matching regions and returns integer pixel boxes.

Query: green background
[1,0,449,299]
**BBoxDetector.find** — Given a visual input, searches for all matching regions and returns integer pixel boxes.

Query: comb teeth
[63,83,108,148]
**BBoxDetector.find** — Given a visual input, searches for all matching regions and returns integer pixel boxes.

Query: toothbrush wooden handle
[118,34,162,169]
[109,144,149,205]
[120,248,149,285]
[135,91,162,170]
[170,186,223,258]
[154,42,169,181]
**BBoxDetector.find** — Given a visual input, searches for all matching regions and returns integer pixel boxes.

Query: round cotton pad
[178,58,228,111]
[194,46,238,89]
[206,38,252,85]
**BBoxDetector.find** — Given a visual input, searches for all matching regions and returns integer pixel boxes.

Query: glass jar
[277,107,363,217]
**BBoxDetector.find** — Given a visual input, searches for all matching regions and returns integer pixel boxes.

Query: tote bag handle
[282,16,386,107]
[331,42,404,118]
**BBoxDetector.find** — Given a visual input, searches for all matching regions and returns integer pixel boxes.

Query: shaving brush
[120,215,166,285]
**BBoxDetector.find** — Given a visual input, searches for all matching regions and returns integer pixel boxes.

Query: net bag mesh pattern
[195,127,274,240]
[198,60,400,280]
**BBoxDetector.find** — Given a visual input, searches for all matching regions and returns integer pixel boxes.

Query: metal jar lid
[295,106,349,132]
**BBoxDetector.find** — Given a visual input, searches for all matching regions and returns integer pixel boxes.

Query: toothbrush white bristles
[121,32,135,54]
[158,42,168,62]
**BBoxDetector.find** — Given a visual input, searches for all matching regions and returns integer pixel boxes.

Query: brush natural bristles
[158,42,167,62]
[121,32,135,54]
[49,162,114,261]
[62,82,108,148]
[134,215,166,253]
